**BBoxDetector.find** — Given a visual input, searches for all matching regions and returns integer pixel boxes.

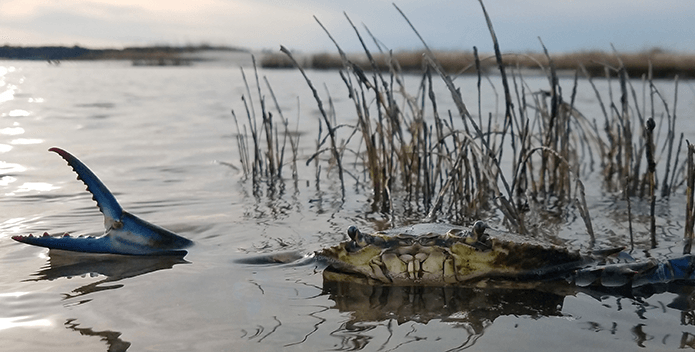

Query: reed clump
[242,1,693,252]
[250,5,595,232]
[232,55,300,197]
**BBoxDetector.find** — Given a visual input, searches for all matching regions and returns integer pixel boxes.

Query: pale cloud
[0,0,45,17]
[0,0,693,53]
[0,0,219,17]
[0,0,337,49]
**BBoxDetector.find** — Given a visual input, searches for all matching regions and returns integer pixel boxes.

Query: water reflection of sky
[0,161,25,173]
[0,316,51,331]
[10,138,43,145]
[0,126,24,135]
[0,60,692,351]
[0,122,42,153]
[8,109,30,117]
[0,67,16,105]
[12,182,58,193]
[0,293,52,331]
[0,87,14,104]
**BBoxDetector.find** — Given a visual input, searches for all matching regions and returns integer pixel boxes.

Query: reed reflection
[64,318,131,352]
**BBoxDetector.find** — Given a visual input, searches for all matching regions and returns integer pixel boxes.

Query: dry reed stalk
[644,118,657,248]
[232,110,250,177]
[344,13,392,209]
[478,0,514,156]
[280,45,346,198]
[685,142,695,254]
[263,76,296,182]
[628,76,646,193]
[660,76,679,197]
[240,68,261,181]
[253,57,277,182]
[669,133,685,193]
[618,64,633,196]
[625,176,634,252]
[575,179,595,246]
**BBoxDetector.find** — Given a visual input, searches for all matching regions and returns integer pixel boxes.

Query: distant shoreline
[2,45,694,78]
[0,45,247,63]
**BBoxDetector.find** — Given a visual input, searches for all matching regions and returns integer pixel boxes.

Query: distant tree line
[0,45,92,60]
[0,45,247,61]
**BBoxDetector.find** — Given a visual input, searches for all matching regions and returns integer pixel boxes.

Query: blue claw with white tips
[12,147,193,255]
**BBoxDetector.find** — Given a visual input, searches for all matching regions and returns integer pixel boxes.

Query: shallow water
[1,58,695,351]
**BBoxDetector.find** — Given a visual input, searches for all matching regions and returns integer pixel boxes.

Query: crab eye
[473,221,487,233]
[347,226,369,248]
[347,226,360,241]
[473,221,487,236]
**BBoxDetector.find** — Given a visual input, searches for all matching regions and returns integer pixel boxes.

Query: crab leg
[631,255,695,287]
[574,255,695,288]
[12,147,193,255]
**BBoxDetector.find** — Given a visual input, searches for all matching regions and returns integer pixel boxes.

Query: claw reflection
[27,249,188,298]
[65,318,131,352]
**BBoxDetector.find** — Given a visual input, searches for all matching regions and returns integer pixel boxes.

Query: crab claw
[11,147,193,255]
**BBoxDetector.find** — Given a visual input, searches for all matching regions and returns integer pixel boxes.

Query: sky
[0,0,694,54]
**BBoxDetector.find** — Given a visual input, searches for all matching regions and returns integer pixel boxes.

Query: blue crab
[315,222,695,288]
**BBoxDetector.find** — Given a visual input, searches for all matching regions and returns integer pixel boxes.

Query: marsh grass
[232,55,299,195]
[238,2,692,252]
[262,49,695,80]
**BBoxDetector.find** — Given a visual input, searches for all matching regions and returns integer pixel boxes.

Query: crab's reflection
[321,277,695,350]
[323,279,564,329]
[27,249,188,298]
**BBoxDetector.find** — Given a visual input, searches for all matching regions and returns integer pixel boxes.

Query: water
[1,57,695,351]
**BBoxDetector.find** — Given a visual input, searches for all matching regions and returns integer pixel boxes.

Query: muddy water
[1,58,695,351]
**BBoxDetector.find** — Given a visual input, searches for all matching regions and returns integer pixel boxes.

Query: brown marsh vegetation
[262,48,695,79]
[239,1,695,253]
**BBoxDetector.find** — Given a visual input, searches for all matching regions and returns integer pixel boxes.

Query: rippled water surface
[1,58,695,351]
